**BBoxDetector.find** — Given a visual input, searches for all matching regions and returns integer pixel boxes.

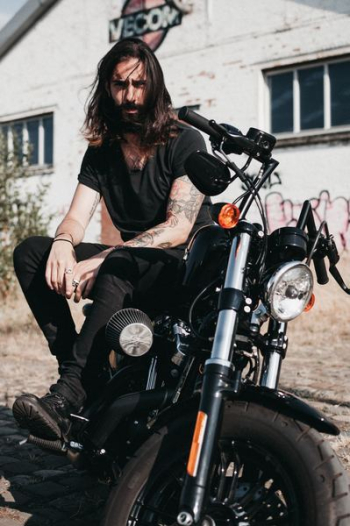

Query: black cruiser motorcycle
[17,108,350,525]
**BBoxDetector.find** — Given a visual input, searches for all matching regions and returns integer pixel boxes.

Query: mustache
[120,102,143,111]
[105,100,147,134]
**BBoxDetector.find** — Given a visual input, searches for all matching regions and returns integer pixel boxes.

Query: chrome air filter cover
[105,308,154,357]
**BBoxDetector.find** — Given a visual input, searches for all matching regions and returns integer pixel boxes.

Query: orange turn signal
[218,203,240,229]
[304,293,315,312]
[187,411,207,477]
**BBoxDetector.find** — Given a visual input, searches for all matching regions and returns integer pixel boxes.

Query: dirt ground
[0,254,349,473]
[279,254,350,472]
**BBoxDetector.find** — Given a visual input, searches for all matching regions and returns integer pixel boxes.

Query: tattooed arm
[124,175,204,249]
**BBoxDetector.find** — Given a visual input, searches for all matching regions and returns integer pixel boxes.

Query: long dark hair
[83,38,176,147]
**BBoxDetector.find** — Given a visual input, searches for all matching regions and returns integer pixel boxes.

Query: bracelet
[55,232,74,243]
[52,238,74,246]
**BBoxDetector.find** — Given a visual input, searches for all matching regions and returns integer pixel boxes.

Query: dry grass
[0,288,88,404]
[0,255,349,470]
[279,253,350,472]
[281,254,350,403]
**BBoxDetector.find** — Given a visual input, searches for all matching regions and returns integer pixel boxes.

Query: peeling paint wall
[0,0,349,241]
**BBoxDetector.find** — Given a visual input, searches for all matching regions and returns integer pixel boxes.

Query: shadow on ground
[0,405,108,526]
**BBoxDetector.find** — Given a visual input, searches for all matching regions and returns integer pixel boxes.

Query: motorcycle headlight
[265,262,313,322]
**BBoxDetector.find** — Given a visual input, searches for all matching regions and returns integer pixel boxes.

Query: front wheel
[101,401,350,525]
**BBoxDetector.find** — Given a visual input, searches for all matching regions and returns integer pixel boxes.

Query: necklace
[121,142,149,171]
[125,151,147,171]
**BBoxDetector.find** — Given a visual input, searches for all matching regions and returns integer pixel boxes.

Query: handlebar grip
[178,107,222,141]
[313,257,329,285]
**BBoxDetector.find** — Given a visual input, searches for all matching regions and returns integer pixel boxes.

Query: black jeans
[13,236,185,408]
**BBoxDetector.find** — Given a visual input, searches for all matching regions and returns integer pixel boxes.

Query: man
[12,37,212,440]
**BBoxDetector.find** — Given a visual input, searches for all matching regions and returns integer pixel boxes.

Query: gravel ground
[0,258,349,524]
[0,299,109,525]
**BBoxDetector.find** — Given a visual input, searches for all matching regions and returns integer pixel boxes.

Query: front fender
[222,384,340,436]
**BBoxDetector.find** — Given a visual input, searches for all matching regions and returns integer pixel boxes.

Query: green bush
[0,132,52,298]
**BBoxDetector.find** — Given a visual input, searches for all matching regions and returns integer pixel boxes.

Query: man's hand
[45,183,103,298]
[69,248,115,302]
[45,241,77,295]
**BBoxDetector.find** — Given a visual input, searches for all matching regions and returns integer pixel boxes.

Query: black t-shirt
[78,124,212,248]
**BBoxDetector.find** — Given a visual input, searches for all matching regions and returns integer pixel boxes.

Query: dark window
[0,114,53,168]
[270,72,293,134]
[299,66,324,130]
[0,125,9,158]
[43,115,53,165]
[13,122,24,160]
[267,59,350,134]
[27,119,39,165]
[329,61,350,126]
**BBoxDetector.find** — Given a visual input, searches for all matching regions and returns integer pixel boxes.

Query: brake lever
[323,223,340,266]
[329,266,350,294]
[209,121,244,156]
[321,225,350,294]
[306,221,327,265]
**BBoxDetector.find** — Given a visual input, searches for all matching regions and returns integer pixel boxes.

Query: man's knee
[99,247,136,281]
[13,236,52,274]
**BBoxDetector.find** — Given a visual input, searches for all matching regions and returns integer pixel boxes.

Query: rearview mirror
[184,151,231,196]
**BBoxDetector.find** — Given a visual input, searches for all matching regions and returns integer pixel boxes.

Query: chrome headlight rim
[265,261,314,322]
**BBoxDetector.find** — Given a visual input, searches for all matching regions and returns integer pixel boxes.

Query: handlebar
[308,217,329,286]
[313,255,329,285]
[178,106,223,141]
[297,200,350,293]
[324,230,350,294]
[178,106,276,161]
[297,201,329,285]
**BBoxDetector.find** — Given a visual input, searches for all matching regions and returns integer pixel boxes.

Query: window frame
[265,57,350,137]
[0,112,54,172]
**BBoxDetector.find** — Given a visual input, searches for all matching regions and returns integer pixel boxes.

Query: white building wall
[0,0,115,239]
[0,0,349,246]
[156,0,350,247]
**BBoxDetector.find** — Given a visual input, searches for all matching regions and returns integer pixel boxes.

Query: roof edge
[0,0,58,60]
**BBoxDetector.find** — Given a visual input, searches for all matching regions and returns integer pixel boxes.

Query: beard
[114,102,147,135]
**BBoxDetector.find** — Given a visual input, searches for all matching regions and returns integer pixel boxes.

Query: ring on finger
[65,268,73,274]
[72,278,80,289]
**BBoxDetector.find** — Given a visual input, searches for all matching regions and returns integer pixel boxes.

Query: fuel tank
[181,224,230,293]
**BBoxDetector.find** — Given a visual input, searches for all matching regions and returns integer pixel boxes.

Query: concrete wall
[1,0,349,246]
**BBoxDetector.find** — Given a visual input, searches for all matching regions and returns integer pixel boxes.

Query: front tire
[102,401,350,525]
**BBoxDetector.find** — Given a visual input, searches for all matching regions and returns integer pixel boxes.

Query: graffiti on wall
[265,190,350,250]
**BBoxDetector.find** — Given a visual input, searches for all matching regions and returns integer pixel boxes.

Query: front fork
[260,319,288,389]
[177,223,255,525]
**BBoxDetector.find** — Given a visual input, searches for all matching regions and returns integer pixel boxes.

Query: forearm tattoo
[125,227,165,248]
[89,193,101,219]
[125,176,203,250]
[167,175,204,224]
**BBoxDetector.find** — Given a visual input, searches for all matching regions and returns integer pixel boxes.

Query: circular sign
[109,0,183,51]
